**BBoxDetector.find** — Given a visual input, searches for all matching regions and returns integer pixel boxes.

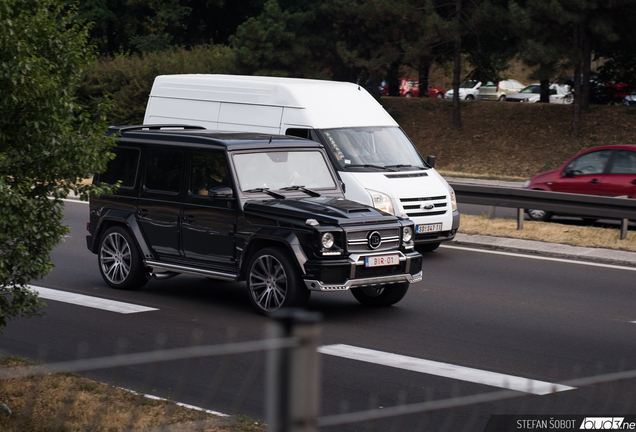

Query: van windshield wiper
[243,188,286,199]
[384,164,426,170]
[279,185,321,197]
[345,164,396,171]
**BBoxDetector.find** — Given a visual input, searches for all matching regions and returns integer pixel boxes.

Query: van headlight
[368,189,394,215]
[321,232,335,249]
[449,188,457,212]
[403,226,413,243]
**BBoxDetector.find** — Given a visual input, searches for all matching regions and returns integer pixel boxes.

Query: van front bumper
[302,250,423,292]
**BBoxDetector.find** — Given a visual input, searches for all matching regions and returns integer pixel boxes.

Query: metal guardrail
[448,183,636,239]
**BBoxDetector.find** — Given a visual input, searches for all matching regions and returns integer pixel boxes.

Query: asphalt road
[2,200,636,431]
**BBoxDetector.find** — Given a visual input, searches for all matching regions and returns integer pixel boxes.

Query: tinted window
[100,147,139,188]
[145,148,183,193]
[610,150,636,174]
[190,152,231,196]
[566,150,612,176]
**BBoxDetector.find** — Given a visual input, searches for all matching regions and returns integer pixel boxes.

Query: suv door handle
[138,209,149,217]
[183,215,195,223]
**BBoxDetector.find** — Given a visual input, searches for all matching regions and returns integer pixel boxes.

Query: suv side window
[145,147,183,193]
[190,152,231,196]
[100,147,140,188]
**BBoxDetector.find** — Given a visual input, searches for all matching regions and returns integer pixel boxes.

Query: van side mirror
[208,186,234,198]
[340,181,346,193]
[426,155,436,168]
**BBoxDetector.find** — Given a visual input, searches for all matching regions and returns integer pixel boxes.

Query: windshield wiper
[243,188,286,199]
[384,164,427,170]
[345,164,396,171]
[279,185,321,197]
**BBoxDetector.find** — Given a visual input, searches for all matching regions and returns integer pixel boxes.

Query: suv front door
[181,150,237,269]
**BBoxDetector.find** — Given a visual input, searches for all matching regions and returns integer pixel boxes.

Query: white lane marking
[442,244,636,272]
[30,285,158,314]
[319,344,575,395]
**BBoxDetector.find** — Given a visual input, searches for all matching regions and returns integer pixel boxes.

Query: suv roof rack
[106,124,206,135]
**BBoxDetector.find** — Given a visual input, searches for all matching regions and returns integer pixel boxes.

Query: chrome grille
[346,227,400,252]
[400,196,448,218]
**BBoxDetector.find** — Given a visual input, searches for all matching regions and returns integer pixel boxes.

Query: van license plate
[365,254,400,267]
[416,223,442,234]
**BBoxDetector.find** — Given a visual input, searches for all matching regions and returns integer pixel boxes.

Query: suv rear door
[138,146,185,258]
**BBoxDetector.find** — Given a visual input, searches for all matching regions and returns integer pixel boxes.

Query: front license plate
[365,254,400,268]
[416,223,443,234]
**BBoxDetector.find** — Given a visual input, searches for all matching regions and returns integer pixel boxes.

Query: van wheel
[247,247,310,314]
[98,226,148,290]
[466,94,475,101]
[351,283,409,307]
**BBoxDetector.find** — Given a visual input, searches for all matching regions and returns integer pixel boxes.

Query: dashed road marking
[30,285,158,314]
[319,344,575,395]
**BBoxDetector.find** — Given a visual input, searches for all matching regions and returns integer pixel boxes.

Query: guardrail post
[517,208,524,230]
[266,309,322,432]
[621,218,629,240]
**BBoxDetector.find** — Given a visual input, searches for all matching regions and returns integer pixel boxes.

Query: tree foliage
[0,0,115,332]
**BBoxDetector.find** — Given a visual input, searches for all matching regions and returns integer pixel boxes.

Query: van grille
[400,196,448,218]
[346,227,400,252]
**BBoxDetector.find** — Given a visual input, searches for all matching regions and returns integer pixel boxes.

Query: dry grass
[0,356,264,432]
[459,213,636,252]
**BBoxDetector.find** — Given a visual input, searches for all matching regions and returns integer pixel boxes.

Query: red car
[523,145,636,221]
[382,79,445,98]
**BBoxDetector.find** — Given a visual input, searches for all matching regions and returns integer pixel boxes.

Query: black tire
[466,94,475,100]
[416,242,441,253]
[498,95,506,101]
[98,226,148,290]
[247,247,310,314]
[435,92,443,99]
[351,283,409,307]
[526,209,553,222]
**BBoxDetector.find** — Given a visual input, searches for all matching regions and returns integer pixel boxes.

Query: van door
[138,147,184,258]
[181,150,237,268]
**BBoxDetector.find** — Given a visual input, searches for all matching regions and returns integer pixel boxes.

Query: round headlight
[403,226,413,243]
[321,232,335,249]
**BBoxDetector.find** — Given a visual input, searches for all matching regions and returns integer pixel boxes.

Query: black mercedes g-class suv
[86,125,423,313]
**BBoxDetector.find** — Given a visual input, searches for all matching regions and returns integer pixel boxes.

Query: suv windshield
[318,127,426,171]
[233,150,336,191]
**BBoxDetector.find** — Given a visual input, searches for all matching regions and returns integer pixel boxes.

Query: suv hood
[244,197,397,226]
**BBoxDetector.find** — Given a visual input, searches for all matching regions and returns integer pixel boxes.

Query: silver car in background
[444,80,482,101]
[478,79,525,101]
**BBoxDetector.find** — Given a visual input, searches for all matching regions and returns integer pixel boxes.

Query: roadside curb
[451,233,636,268]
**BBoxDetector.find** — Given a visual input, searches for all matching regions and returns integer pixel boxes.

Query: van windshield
[317,127,426,171]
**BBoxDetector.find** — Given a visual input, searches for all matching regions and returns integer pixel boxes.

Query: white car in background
[504,83,573,104]
[444,80,482,100]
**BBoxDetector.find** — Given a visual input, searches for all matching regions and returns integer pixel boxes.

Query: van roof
[148,74,398,129]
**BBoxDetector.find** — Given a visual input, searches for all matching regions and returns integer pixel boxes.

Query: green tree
[0,0,115,332]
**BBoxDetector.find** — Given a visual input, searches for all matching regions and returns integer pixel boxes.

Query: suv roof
[107,125,321,151]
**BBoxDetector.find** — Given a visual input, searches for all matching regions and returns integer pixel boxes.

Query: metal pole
[266,309,322,432]
[621,218,629,240]
[517,208,524,230]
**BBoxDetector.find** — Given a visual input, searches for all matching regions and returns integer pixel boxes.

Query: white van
[144,74,460,251]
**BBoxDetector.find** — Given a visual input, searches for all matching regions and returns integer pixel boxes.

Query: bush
[78,44,235,125]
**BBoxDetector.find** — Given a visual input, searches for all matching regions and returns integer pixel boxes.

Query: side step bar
[145,260,238,281]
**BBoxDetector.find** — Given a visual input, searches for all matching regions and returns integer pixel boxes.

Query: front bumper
[303,250,423,292]
[413,210,460,245]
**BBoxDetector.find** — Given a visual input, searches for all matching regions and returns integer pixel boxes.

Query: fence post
[266,309,322,432]
[621,218,629,240]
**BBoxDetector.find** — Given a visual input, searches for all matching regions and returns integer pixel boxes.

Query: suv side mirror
[426,155,436,168]
[208,186,234,198]
[562,166,574,177]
